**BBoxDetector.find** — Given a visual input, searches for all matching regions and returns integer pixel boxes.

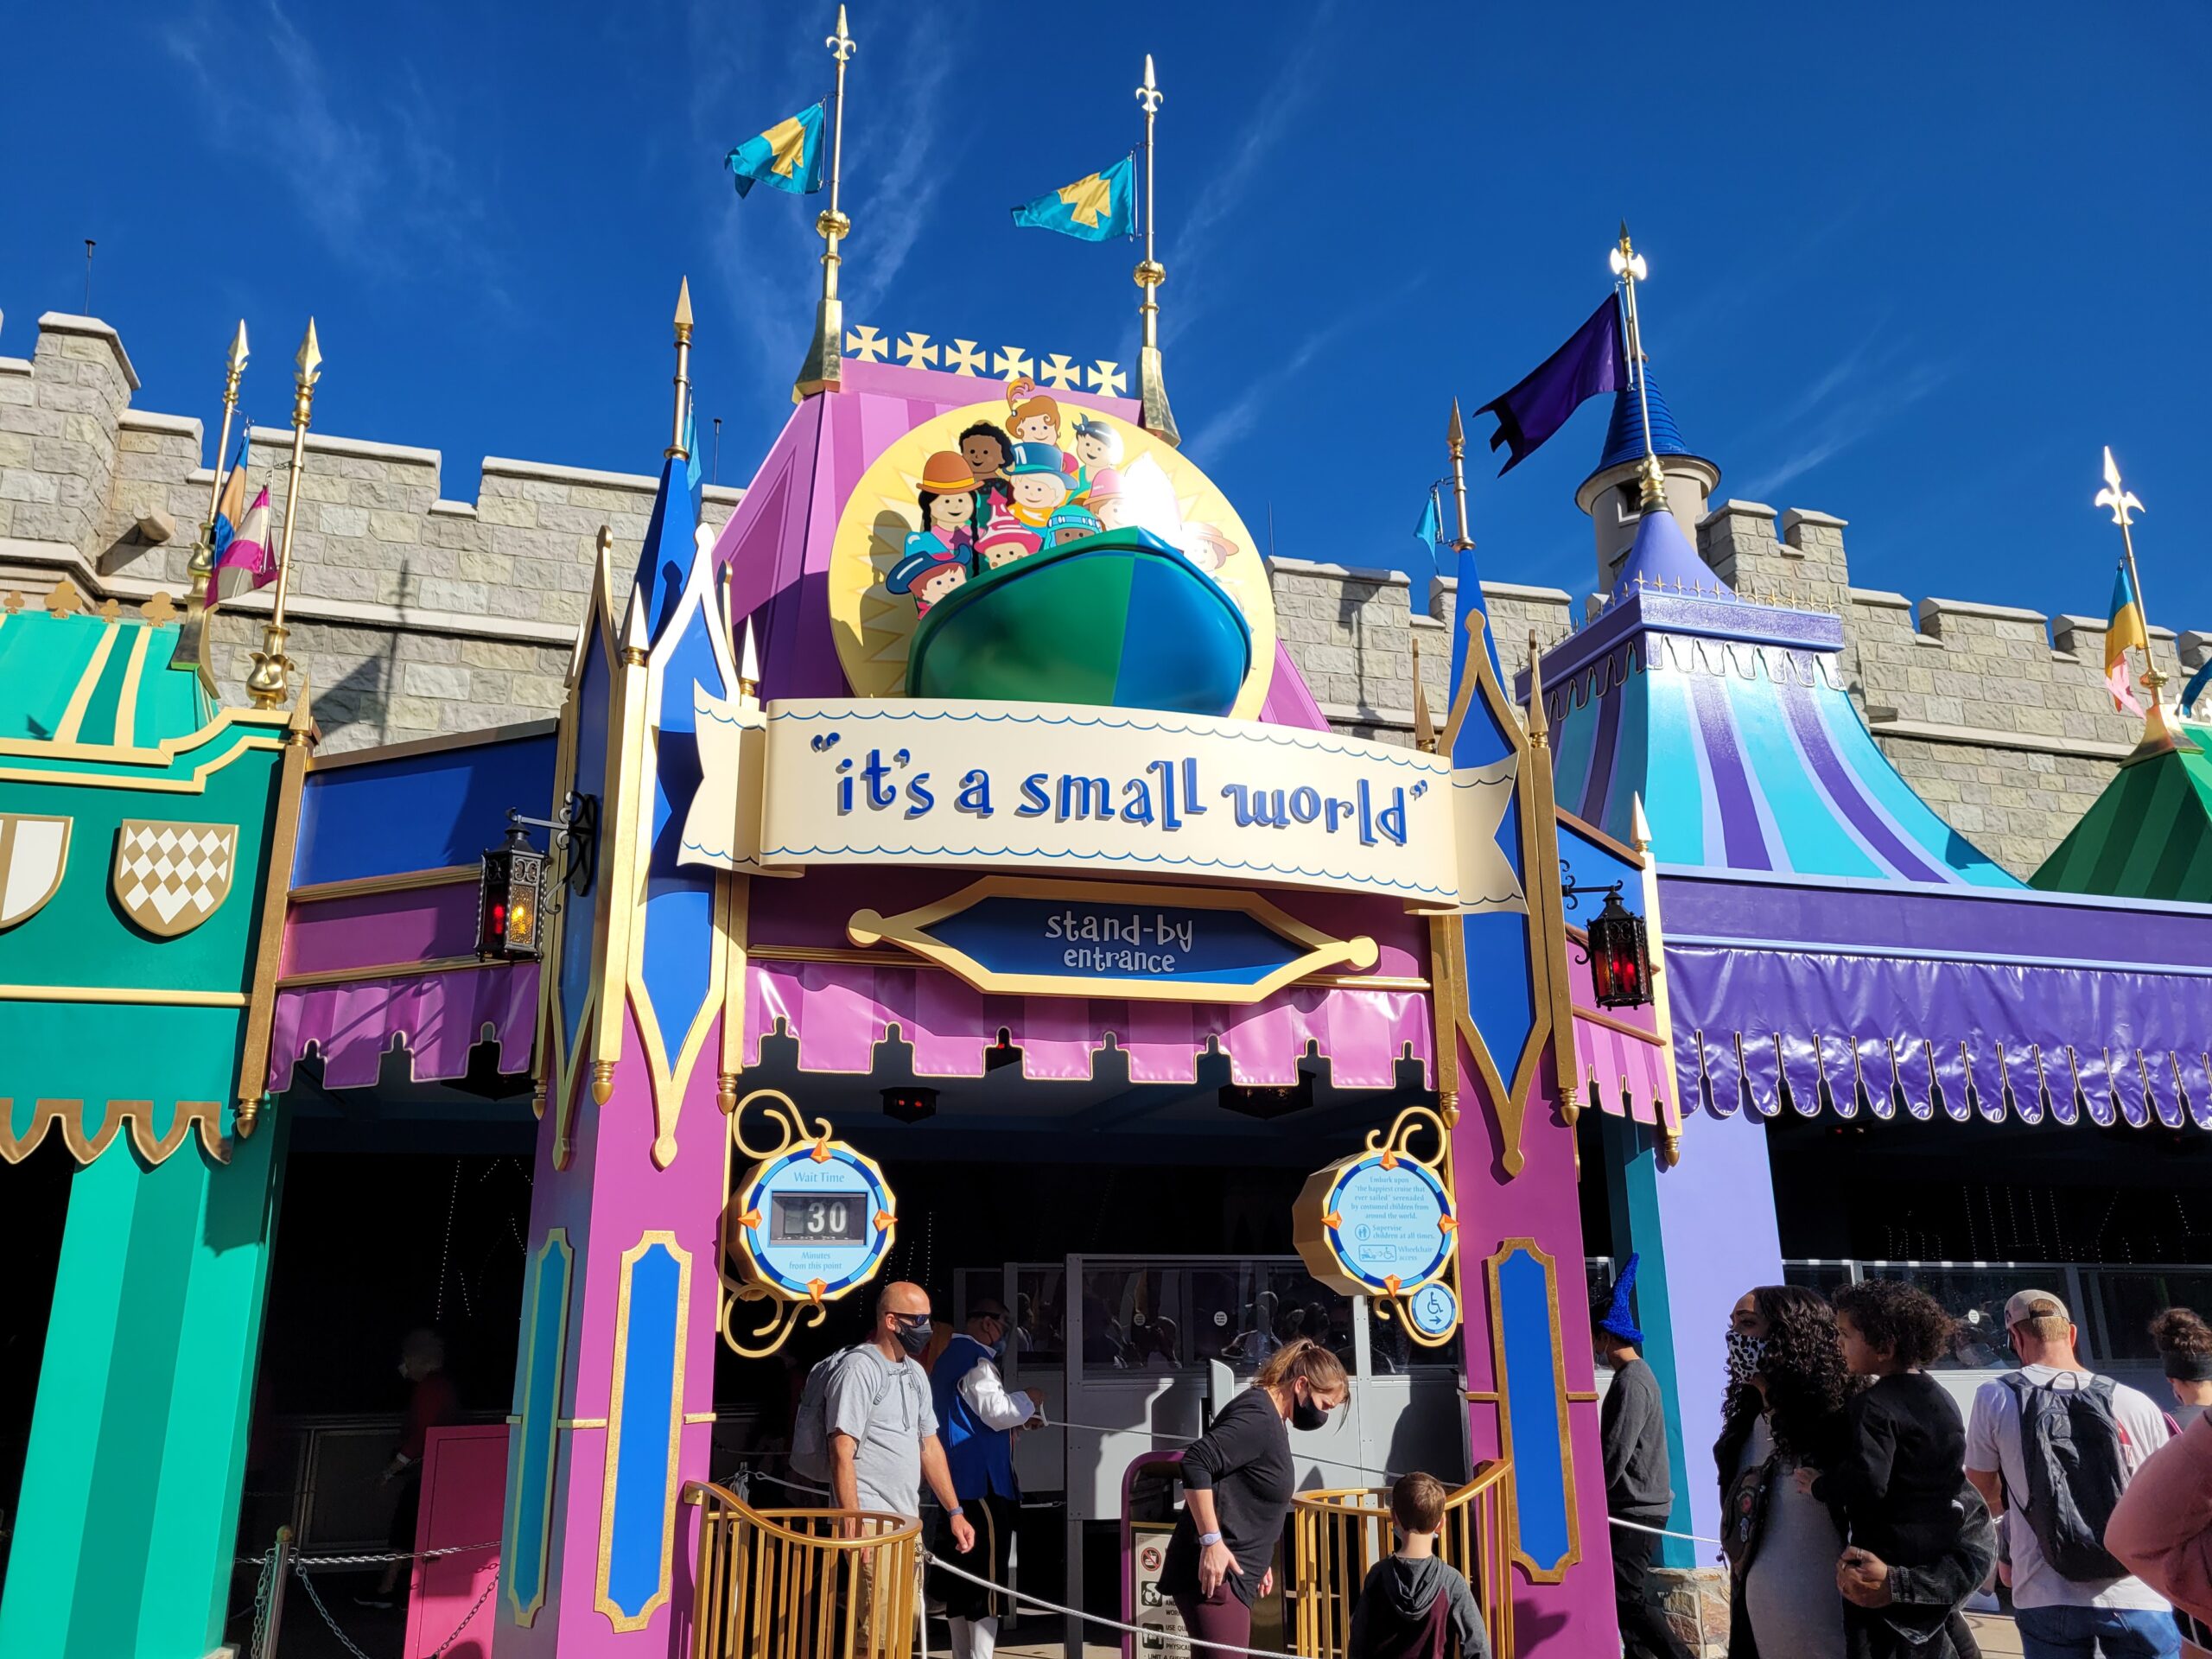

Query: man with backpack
[791,1282,976,1646]
[1966,1289,2178,1659]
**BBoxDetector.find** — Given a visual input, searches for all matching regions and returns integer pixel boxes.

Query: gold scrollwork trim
[847,874,1380,1005]
[0,1097,226,1166]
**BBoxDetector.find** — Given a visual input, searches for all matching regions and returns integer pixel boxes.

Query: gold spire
[668,276,694,460]
[1609,222,1667,511]
[2097,446,2198,762]
[245,319,321,709]
[1446,398,1474,551]
[793,5,857,398]
[1133,53,1179,445]
[1411,632,1435,753]
[178,320,250,686]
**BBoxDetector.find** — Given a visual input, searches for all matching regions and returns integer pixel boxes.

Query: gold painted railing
[1289,1459,1515,1659]
[683,1482,923,1659]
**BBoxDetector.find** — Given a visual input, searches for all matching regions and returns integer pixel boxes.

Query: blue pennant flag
[1011,155,1135,243]
[727,103,827,198]
[1411,493,1444,615]
[683,399,702,512]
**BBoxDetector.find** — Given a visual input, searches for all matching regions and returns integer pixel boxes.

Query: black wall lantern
[1560,862,1655,1011]
[476,792,599,963]
[476,823,548,962]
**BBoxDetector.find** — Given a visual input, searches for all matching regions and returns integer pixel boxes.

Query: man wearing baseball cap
[1966,1289,2178,1658]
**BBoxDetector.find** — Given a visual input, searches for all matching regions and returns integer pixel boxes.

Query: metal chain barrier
[922,1549,1299,1658]
[242,1529,499,1659]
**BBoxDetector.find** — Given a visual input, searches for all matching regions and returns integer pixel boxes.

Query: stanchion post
[264,1525,294,1659]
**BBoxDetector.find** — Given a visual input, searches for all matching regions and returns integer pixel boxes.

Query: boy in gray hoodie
[1347,1471,1490,1659]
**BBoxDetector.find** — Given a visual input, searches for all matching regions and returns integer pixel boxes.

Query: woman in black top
[1160,1336,1351,1649]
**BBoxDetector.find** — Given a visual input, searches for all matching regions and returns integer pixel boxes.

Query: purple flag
[1475,296,1623,474]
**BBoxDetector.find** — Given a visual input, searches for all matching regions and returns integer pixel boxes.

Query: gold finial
[737,618,762,702]
[1608,222,1667,512]
[1132,52,1179,445]
[1526,629,1550,746]
[245,318,322,709]
[183,320,252,664]
[2096,446,2197,760]
[669,276,695,460]
[1446,398,1474,551]
[794,5,858,398]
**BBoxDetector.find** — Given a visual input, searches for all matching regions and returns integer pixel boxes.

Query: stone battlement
[1,309,2199,877]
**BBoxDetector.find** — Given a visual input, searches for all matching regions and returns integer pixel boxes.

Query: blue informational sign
[928,895,1306,985]
[1322,1154,1454,1294]
[733,1143,894,1300]
[1407,1279,1459,1339]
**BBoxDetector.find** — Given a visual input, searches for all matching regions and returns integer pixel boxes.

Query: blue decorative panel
[1489,1241,1578,1580]
[504,1230,572,1625]
[294,732,556,887]
[597,1235,690,1630]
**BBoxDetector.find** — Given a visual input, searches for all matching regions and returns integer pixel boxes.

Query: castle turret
[1573,370,1719,592]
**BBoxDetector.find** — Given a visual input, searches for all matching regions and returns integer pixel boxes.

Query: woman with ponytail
[2107,1307,2212,1632]
[1158,1335,1351,1648]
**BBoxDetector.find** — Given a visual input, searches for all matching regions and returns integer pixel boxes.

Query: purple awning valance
[268,963,539,1092]
[743,961,1432,1088]
[1668,944,2212,1130]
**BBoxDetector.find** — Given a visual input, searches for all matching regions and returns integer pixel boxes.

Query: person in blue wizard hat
[1592,1254,1695,1659]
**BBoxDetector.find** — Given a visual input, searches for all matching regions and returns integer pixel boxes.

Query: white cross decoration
[992,346,1035,380]
[1039,353,1081,391]
[944,340,985,376]
[894,333,938,369]
[1087,360,1128,397]
[845,325,888,362]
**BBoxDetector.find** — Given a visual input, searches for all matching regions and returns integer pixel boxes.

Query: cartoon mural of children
[957,421,1014,521]
[905,451,982,565]
[887,547,969,615]
[1004,442,1072,535]
[1045,503,1102,546]
[1069,414,1122,506]
[1006,384,1083,485]
[976,516,1039,570]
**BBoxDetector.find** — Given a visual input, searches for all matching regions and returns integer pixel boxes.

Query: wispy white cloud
[162,0,502,294]
[1187,276,1419,456]
[1737,336,1955,500]
[1161,10,1334,346]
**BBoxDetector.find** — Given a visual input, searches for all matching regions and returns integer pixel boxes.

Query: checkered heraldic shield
[112,820,238,938]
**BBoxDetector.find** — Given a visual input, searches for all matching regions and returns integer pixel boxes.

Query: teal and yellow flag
[1011,155,1135,242]
[727,103,827,198]
[2106,562,2151,714]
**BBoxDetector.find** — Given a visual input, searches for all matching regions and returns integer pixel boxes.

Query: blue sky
[5,1,2209,626]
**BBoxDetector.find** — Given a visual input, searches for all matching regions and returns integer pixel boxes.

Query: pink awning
[1566,948,1677,1129]
[745,961,1432,1089]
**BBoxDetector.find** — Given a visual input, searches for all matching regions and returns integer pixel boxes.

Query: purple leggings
[1173,1588,1253,1651]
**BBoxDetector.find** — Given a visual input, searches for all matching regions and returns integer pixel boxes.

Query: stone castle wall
[3,309,2202,876]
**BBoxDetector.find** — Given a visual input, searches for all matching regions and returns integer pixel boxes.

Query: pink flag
[2107,658,2145,717]
[213,487,275,589]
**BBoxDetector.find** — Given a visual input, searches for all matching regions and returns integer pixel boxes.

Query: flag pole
[793,5,856,399]
[1134,54,1179,446]
[669,277,694,459]
[179,321,248,690]
[245,320,321,710]
[1446,400,1475,552]
[2097,446,2196,759]
[1611,222,1665,511]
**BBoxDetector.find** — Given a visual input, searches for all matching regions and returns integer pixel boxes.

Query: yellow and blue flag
[727,103,826,198]
[2106,562,2150,715]
[1011,155,1135,242]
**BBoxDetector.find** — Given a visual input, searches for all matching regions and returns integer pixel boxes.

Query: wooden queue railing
[683,1482,922,1659]
[1287,1459,1515,1659]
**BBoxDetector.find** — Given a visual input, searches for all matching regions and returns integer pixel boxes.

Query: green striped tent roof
[0,602,213,748]
[2031,722,2212,900]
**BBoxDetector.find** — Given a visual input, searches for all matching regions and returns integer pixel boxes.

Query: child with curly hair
[1802,1281,1974,1656]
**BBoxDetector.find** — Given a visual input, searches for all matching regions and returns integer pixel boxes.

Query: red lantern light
[1586,890,1653,1010]
[477,824,548,962]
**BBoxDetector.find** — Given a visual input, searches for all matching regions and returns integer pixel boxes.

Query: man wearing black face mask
[825,1281,976,1561]
[928,1297,1046,1659]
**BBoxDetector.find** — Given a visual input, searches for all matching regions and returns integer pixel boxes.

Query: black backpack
[1999,1370,2129,1581]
